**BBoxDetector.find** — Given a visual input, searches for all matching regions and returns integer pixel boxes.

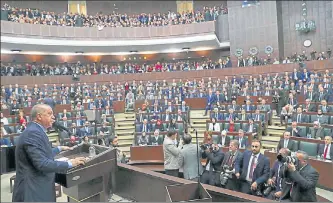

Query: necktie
[143,125,146,132]
[310,93,312,100]
[284,140,288,148]
[297,114,301,123]
[212,125,215,131]
[291,99,293,106]
[320,92,323,100]
[323,145,329,159]
[249,155,257,180]
[228,154,234,166]
[239,138,243,147]
[256,115,259,121]
[229,114,232,121]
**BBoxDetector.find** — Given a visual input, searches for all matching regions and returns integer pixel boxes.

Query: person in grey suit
[179,134,204,181]
[12,104,86,202]
[220,140,243,191]
[280,151,319,202]
[163,131,182,177]
[309,121,325,140]
[277,131,297,152]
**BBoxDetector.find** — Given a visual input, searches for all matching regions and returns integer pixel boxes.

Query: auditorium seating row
[286,124,333,138]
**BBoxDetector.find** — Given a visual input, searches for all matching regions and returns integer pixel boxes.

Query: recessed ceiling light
[130,50,138,53]
[11,49,21,53]
[75,51,84,54]
[188,56,191,58]
[182,47,190,51]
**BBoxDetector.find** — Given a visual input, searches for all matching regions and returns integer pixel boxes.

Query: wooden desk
[264,150,333,191]
[129,145,164,164]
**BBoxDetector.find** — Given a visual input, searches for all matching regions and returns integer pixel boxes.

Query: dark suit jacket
[219,136,231,147]
[287,127,303,137]
[277,139,297,152]
[235,150,270,184]
[202,149,224,172]
[221,150,243,169]
[318,144,333,160]
[148,135,164,145]
[12,122,69,202]
[292,113,309,123]
[238,137,249,149]
[280,164,319,202]
[269,160,283,191]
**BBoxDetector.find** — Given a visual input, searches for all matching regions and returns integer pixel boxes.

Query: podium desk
[264,150,333,191]
[55,144,117,202]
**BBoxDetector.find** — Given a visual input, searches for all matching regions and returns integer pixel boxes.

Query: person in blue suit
[235,139,270,195]
[12,104,86,202]
[204,89,216,116]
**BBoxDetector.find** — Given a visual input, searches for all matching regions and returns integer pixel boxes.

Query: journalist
[264,148,291,200]
[179,134,204,181]
[220,140,243,191]
[280,150,319,202]
[200,142,224,186]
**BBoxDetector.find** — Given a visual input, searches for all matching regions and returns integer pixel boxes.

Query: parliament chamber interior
[0,0,333,202]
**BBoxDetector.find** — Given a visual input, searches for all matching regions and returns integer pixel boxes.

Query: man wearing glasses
[235,140,270,195]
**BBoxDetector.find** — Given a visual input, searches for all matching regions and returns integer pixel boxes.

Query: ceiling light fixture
[75,51,84,54]
[182,47,190,51]
[11,49,21,53]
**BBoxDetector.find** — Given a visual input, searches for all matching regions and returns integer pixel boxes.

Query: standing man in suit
[317,136,333,160]
[235,140,270,195]
[280,151,319,202]
[220,140,243,191]
[179,134,204,181]
[163,131,182,177]
[201,143,224,186]
[204,89,216,116]
[277,131,297,152]
[12,104,86,202]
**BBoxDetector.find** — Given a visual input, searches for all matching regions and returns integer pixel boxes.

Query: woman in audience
[208,117,220,132]
[168,119,178,131]
[81,135,89,144]
[227,120,235,132]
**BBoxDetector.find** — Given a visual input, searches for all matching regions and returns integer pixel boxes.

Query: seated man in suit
[228,100,240,111]
[309,121,325,140]
[162,110,174,122]
[264,148,291,200]
[149,129,163,145]
[80,121,93,137]
[287,93,298,110]
[136,109,148,123]
[165,101,175,113]
[137,132,150,146]
[70,123,80,137]
[318,100,332,113]
[313,109,329,124]
[225,108,237,121]
[303,99,317,112]
[99,122,110,137]
[238,109,251,121]
[220,140,243,191]
[235,140,270,195]
[277,131,297,152]
[150,102,161,113]
[242,100,255,112]
[175,109,187,122]
[280,105,293,126]
[219,130,231,147]
[287,122,303,137]
[210,107,223,121]
[178,101,189,112]
[245,119,258,138]
[1,122,13,146]
[280,151,319,202]
[252,109,264,123]
[237,129,249,149]
[74,114,84,127]
[292,107,309,123]
[317,136,333,160]
[201,143,224,186]
[140,119,151,133]
[258,99,271,113]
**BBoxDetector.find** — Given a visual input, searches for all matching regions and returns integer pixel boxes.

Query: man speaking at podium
[12,104,86,202]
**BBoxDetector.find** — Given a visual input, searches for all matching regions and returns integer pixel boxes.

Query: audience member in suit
[277,131,297,152]
[70,123,80,137]
[210,108,223,120]
[140,119,151,133]
[280,105,293,126]
[238,109,251,121]
[242,100,255,112]
[179,134,204,181]
[318,100,332,113]
[10,99,21,115]
[292,107,309,123]
[74,115,84,127]
[228,100,241,111]
[219,130,231,147]
[204,89,217,116]
[265,148,291,200]
[280,151,319,202]
[237,129,249,149]
[162,110,174,122]
[79,121,93,137]
[317,136,333,160]
[163,131,182,177]
[313,109,329,124]
[303,99,317,112]
[136,109,148,122]
[235,140,270,195]
[43,95,56,110]
[309,121,325,140]
[288,122,303,137]
[317,87,328,102]
[178,101,189,112]
[167,119,178,131]
[220,140,243,191]
[99,122,110,137]
[252,109,264,123]
[137,132,150,146]
[225,108,237,121]
[201,143,224,186]
[149,129,164,145]
[287,93,298,109]
[12,104,85,202]
[245,119,258,138]
[208,117,221,132]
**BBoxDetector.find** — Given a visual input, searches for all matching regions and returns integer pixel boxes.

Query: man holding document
[12,104,86,202]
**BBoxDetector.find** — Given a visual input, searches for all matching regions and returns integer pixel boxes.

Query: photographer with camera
[201,142,224,186]
[280,151,319,202]
[220,140,243,191]
[263,148,290,200]
[235,139,270,196]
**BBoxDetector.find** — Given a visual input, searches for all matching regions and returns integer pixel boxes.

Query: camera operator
[280,150,319,202]
[201,142,224,186]
[263,148,290,200]
[235,139,270,196]
[220,140,243,191]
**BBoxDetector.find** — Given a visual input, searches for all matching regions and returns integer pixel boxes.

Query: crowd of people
[2,3,227,28]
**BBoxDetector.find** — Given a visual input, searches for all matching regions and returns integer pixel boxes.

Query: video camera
[200,143,213,151]
[277,153,299,179]
[263,182,276,197]
[220,165,233,186]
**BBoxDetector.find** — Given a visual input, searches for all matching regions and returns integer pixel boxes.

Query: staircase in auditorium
[262,110,285,150]
[114,112,136,156]
[188,110,209,144]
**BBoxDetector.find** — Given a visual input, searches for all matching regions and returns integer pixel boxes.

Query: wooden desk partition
[264,150,333,191]
[184,98,206,109]
[129,145,164,164]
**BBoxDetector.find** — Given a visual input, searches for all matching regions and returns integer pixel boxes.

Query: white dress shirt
[323,144,331,160]
[208,123,220,132]
[246,153,259,182]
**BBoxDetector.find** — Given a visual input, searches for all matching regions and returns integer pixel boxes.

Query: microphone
[53,121,71,134]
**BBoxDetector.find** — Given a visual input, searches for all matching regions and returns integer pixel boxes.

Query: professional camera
[272,95,280,103]
[220,165,233,186]
[277,153,299,179]
[263,182,276,196]
[200,143,213,151]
